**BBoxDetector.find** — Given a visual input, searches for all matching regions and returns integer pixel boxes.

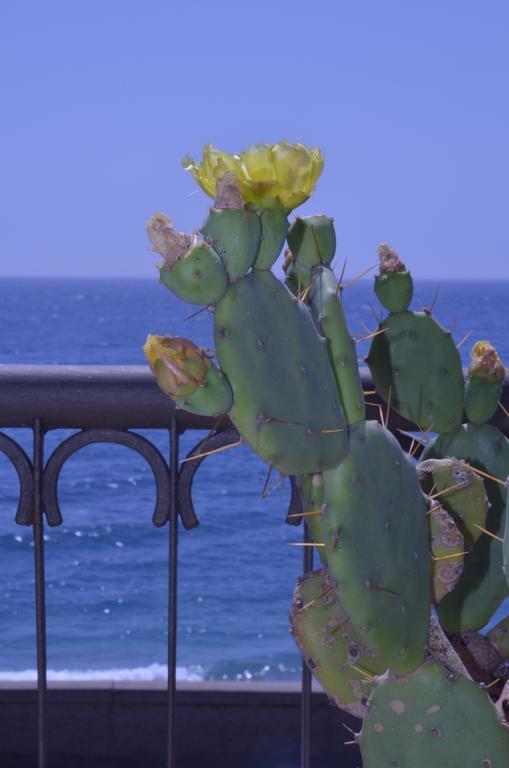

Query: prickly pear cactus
[145,141,509,766]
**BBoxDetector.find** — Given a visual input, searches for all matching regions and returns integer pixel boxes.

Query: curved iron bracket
[42,428,171,528]
[0,431,34,525]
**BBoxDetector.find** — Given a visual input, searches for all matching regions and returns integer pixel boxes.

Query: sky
[1,0,508,278]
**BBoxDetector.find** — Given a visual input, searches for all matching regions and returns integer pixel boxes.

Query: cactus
[145,141,509,766]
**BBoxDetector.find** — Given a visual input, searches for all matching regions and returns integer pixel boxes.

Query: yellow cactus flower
[182,140,324,213]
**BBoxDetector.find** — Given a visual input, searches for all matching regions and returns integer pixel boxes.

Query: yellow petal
[240,144,277,183]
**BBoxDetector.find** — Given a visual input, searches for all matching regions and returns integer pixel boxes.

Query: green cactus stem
[373,243,413,313]
[465,341,506,425]
[308,266,365,426]
[148,213,228,306]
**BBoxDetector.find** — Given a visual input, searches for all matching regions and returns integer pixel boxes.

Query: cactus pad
[253,207,288,270]
[309,267,365,425]
[214,270,348,474]
[360,661,509,768]
[366,310,464,433]
[422,424,509,633]
[201,207,261,280]
[418,458,489,550]
[290,569,375,717]
[428,501,464,604]
[322,420,431,674]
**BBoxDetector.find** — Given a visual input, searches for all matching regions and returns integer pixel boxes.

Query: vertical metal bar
[33,418,48,768]
[167,415,179,768]
[300,522,313,768]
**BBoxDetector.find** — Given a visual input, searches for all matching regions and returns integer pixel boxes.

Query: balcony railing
[1,364,509,768]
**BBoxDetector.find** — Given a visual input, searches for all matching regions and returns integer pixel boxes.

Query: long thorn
[298,273,319,303]
[432,551,469,561]
[338,257,348,287]
[457,329,473,350]
[486,677,501,689]
[185,304,210,321]
[473,523,504,543]
[429,285,440,314]
[288,542,325,548]
[344,740,357,746]
[287,510,322,519]
[301,586,334,612]
[455,460,506,487]
[342,264,377,290]
[180,440,242,464]
[428,481,466,500]
[356,328,386,344]
[261,464,274,498]
[317,427,345,434]
[350,663,375,681]
[408,437,416,458]
[397,429,427,447]
[341,722,357,736]
[370,584,400,597]
[363,389,377,396]
[499,401,509,420]
[385,385,392,430]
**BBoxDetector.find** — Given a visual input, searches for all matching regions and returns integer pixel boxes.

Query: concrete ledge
[0,682,362,768]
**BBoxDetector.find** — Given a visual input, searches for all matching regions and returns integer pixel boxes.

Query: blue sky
[1,0,508,278]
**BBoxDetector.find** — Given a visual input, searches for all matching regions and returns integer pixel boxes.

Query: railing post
[167,414,179,768]
[33,418,48,768]
[300,521,313,768]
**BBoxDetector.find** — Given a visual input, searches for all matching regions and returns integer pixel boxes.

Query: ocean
[1,276,508,683]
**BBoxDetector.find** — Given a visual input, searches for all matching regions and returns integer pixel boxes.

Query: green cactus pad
[214,270,348,475]
[285,215,336,289]
[360,661,509,768]
[374,271,413,313]
[174,363,233,417]
[487,613,509,659]
[201,207,261,280]
[322,420,431,674]
[295,474,327,565]
[418,458,489,550]
[253,207,288,270]
[159,240,228,306]
[428,501,464,604]
[290,569,376,717]
[366,311,464,433]
[422,424,509,633]
[309,267,365,426]
[466,378,503,426]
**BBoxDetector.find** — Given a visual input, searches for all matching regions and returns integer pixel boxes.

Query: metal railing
[1,364,509,768]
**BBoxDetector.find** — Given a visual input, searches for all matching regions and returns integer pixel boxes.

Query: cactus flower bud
[144,335,233,417]
[468,341,505,383]
[374,244,413,313]
[144,335,210,399]
[465,341,505,425]
[183,140,324,213]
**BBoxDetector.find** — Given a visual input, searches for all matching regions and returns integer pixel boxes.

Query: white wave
[0,663,205,682]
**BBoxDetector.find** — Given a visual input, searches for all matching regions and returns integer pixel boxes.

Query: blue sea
[1,277,508,683]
